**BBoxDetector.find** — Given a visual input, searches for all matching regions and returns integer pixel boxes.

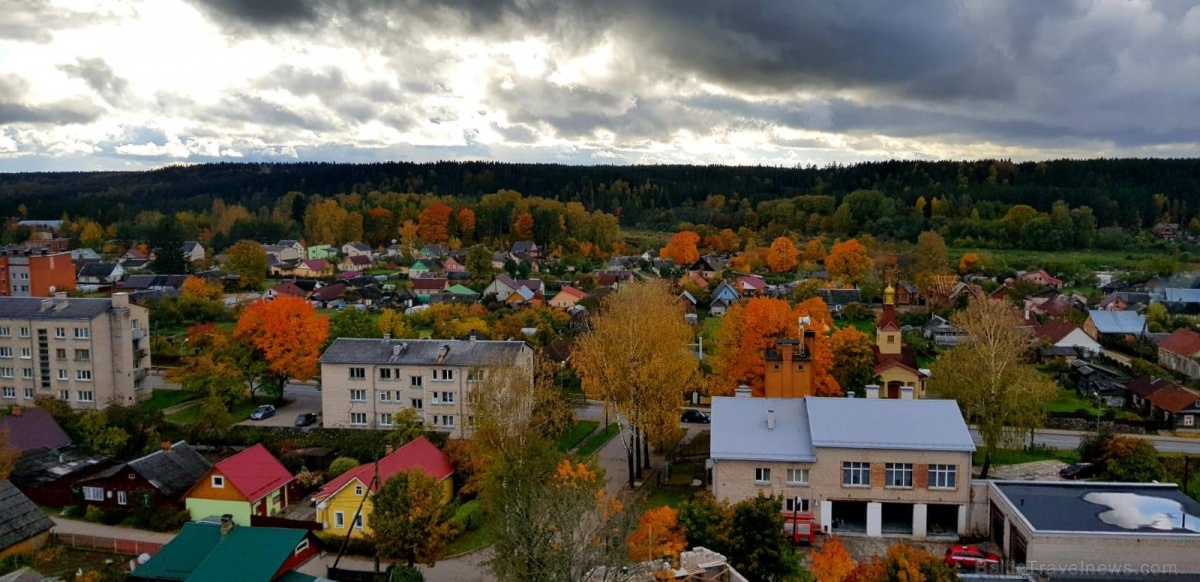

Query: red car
[783,516,816,545]
[944,545,1001,570]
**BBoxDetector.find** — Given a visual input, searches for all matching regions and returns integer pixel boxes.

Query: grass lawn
[577,423,620,457]
[949,247,1194,271]
[680,429,710,458]
[700,316,722,341]
[663,461,696,486]
[447,522,495,556]
[974,447,1081,466]
[834,317,875,335]
[1045,389,1104,415]
[645,486,694,509]
[139,389,201,411]
[556,420,600,452]
[167,398,289,425]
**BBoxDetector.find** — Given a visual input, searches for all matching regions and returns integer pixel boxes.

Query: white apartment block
[319,338,533,437]
[0,293,151,410]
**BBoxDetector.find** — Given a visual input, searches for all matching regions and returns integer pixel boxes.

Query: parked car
[1059,462,1100,480]
[783,516,815,545]
[250,405,276,420]
[295,412,318,427]
[944,545,1001,570]
[681,410,711,424]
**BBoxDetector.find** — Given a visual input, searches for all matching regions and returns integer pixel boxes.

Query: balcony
[130,328,146,340]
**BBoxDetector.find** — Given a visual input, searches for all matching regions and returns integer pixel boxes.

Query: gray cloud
[0,75,101,125]
[58,57,128,102]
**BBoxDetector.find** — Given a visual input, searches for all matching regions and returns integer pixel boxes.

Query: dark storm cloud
[0,75,101,125]
[58,58,128,102]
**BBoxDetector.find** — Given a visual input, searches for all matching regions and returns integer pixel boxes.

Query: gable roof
[555,285,588,300]
[736,275,766,290]
[0,479,54,551]
[132,521,309,582]
[1034,320,1083,345]
[345,242,370,251]
[412,277,447,291]
[1159,328,1200,358]
[805,397,975,452]
[710,397,814,462]
[1021,269,1063,285]
[87,441,211,498]
[1160,288,1200,304]
[511,241,536,253]
[877,304,901,331]
[345,255,371,266]
[209,444,293,503]
[446,284,477,295]
[300,259,330,271]
[0,408,70,454]
[269,282,308,298]
[1126,377,1200,414]
[313,436,453,501]
[78,262,118,278]
[1087,310,1146,334]
[310,283,346,302]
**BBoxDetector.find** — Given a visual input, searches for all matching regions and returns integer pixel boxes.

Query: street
[236,382,322,427]
[969,427,1200,454]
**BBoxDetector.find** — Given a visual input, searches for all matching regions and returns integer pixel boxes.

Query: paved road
[295,548,494,582]
[969,427,1200,454]
[236,382,322,427]
[51,516,175,544]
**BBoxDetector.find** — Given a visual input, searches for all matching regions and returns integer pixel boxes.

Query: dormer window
[212,476,224,488]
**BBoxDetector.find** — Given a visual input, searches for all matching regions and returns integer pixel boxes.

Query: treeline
[2,158,1200,251]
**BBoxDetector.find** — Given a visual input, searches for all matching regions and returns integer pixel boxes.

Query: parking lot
[236,383,322,427]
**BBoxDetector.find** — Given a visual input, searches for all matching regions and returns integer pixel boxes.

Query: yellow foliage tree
[811,535,856,582]
[626,506,688,563]
[826,239,873,285]
[959,252,982,274]
[660,231,701,266]
[766,237,799,273]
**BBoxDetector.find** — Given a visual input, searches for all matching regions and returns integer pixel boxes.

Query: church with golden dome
[873,284,928,399]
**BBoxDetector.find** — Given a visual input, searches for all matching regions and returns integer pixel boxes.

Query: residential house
[121,274,187,292]
[1025,295,1078,319]
[711,281,740,304]
[293,259,333,279]
[412,277,448,298]
[687,255,726,280]
[0,294,151,409]
[78,441,211,510]
[0,250,76,297]
[596,271,633,288]
[119,258,150,272]
[1157,287,1200,315]
[341,242,372,258]
[1033,320,1101,359]
[1125,377,1200,429]
[318,338,533,436]
[484,275,543,298]
[307,244,337,260]
[490,251,508,270]
[1019,269,1064,290]
[1160,328,1200,380]
[0,407,69,454]
[1069,359,1128,408]
[708,298,733,318]
[309,283,347,307]
[185,444,295,526]
[1084,310,1146,341]
[314,436,454,538]
[277,240,305,260]
[1097,292,1151,312]
[504,286,541,307]
[338,255,371,273]
[922,315,967,347]
[549,285,588,309]
[816,289,861,315]
[874,286,927,399]
[129,518,319,582]
[11,446,112,508]
[735,275,766,297]
[70,248,100,262]
[676,290,697,314]
[710,394,974,538]
[678,272,708,290]
[894,281,920,305]
[407,259,443,278]
[0,480,54,559]
[1153,222,1182,239]
[510,240,539,258]
[180,242,205,263]
[417,244,449,259]
[385,243,404,258]
[442,255,467,274]
[123,249,151,262]
[265,282,310,301]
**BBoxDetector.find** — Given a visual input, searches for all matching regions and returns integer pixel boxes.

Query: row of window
[350,390,462,405]
[0,387,90,401]
[0,367,90,381]
[0,326,89,339]
[348,411,467,428]
[0,347,89,360]
[754,463,957,489]
[347,367,482,383]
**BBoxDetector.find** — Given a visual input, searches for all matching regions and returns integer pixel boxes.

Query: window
[0,368,12,378]
[349,367,365,380]
[0,347,11,358]
[349,389,366,402]
[842,462,870,486]
[75,349,89,361]
[55,348,66,360]
[19,348,30,359]
[77,391,94,402]
[54,327,65,339]
[467,370,483,383]
[379,368,392,380]
[786,468,809,485]
[19,327,29,337]
[76,370,92,381]
[21,368,31,379]
[468,415,475,427]
[1186,416,1196,427]
[379,391,392,402]
[442,391,454,404]
[353,514,363,530]
[294,539,309,556]
[73,327,88,339]
[411,398,423,410]
[23,388,33,399]
[885,463,913,488]
[784,498,810,513]
[334,511,345,529]
[754,467,771,484]
[118,491,127,505]
[354,485,364,496]
[83,487,104,501]
[380,413,393,426]
[349,412,367,426]
[431,393,439,405]
[442,415,454,428]
[59,390,69,401]
[410,376,423,388]
[57,369,67,380]
[2,387,14,399]
[887,335,894,343]
[212,476,224,488]
[434,369,453,382]
[0,327,9,337]
[929,465,957,489]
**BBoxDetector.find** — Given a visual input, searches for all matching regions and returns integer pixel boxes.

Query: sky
[4,0,1200,172]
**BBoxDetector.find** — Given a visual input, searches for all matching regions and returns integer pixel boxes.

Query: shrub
[84,505,106,523]
[316,531,376,557]
[0,553,32,576]
[127,508,190,532]
[389,566,425,582]
[64,504,87,519]
[841,302,874,322]
[279,451,304,474]
[328,457,360,479]
[452,500,482,532]
[1078,428,1115,463]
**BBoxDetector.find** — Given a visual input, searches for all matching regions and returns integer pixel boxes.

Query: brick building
[0,250,75,297]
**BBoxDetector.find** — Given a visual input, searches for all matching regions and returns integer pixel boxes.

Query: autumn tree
[811,536,855,582]
[627,506,688,563]
[326,306,381,349]
[708,296,838,397]
[802,239,826,263]
[0,427,18,479]
[512,211,534,241]
[574,281,699,486]
[456,207,476,242]
[766,237,799,273]
[385,409,427,449]
[303,199,349,245]
[443,439,487,497]
[1101,435,1165,482]
[912,231,950,290]
[225,240,268,290]
[79,220,105,250]
[958,252,982,274]
[371,469,458,568]
[854,543,956,582]
[929,298,1056,477]
[726,494,800,582]
[191,395,232,443]
[235,296,329,401]
[826,239,873,285]
[464,244,494,282]
[378,309,416,339]
[167,323,249,408]
[660,231,700,266]
[830,327,878,397]
[77,410,129,456]
[417,204,453,243]
[398,220,420,253]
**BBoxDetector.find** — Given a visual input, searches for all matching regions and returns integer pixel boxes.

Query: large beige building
[711,394,975,539]
[0,293,150,410]
[319,337,533,437]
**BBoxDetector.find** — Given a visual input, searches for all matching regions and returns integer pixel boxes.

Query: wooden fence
[252,515,323,531]
[53,532,163,557]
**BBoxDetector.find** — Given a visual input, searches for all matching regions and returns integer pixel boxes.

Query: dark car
[295,412,318,427]
[250,404,276,420]
[1059,462,1100,480]
[681,410,711,424]
[944,545,1001,570]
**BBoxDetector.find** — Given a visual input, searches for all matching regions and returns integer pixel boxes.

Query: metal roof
[1161,287,1200,304]
[132,521,309,582]
[0,297,114,320]
[710,397,815,462]
[804,397,975,452]
[319,338,528,366]
[1087,310,1146,334]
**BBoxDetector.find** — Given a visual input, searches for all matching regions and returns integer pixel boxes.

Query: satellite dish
[138,553,151,565]
[49,286,56,293]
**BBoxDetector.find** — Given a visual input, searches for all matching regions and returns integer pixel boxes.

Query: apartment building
[710,394,975,539]
[319,337,533,437]
[0,249,76,297]
[0,293,151,410]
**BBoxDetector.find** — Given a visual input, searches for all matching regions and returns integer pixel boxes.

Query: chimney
[220,514,234,536]
[436,344,451,364]
[900,386,914,400]
[161,440,172,453]
[112,292,129,310]
[383,333,391,340]
[10,406,20,417]
[865,384,880,399]
[385,444,394,455]
[392,343,404,357]
[468,328,477,342]
[40,298,53,311]
[766,409,776,430]
[735,386,752,398]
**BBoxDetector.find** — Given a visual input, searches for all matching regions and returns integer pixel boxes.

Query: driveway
[237,382,322,427]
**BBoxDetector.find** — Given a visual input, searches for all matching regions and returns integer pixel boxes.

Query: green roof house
[130,518,319,582]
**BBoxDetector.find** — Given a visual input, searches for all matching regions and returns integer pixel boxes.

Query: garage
[881,503,913,535]
[927,504,959,538]
[830,501,868,534]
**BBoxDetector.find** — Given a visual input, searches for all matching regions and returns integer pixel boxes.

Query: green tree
[151,215,189,274]
[385,409,426,448]
[726,494,800,582]
[464,244,494,283]
[371,469,458,568]
[1145,303,1170,333]
[225,240,268,290]
[1101,435,1165,482]
[678,491,732,552]
[77,411,130,456]
[328,457,359,479]
[190,395,232,443]
[326,307,381,349]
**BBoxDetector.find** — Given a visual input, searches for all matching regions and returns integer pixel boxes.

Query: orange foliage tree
[811,536,856,582]
[802,239,826,263]
[417,203,453,243]
[830,327,878,396]
[709,296,839,396]
[826,239,873,285]
[959,252,982,274]
[766,237,799,273]
[456,207,476,241]
[853,542,956,582]
[512,212,534,240]
[235,296,329,397]
[180,275,222,301]
[626,506,688,562]
[661,231,700,266]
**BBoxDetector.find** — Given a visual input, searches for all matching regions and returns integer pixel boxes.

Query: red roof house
[185,443,296,525]
[267,281,309,300]
[1020,269,1064,290]
[1158,328,1200,380]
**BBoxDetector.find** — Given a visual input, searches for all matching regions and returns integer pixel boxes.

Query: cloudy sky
[4,0,1200,171]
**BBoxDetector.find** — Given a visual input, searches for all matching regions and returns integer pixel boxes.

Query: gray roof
[993,481,1200,534]
[1160,287,1200,304]
[0,567,62,582]
[1087,310,1146,334]
[88,441,211,498]
[710,397,814,462]
[0,297,114,320]
[77,261,117,278]
[0,479,54,550]
[804,397,976,452]
[320,338,528,367]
